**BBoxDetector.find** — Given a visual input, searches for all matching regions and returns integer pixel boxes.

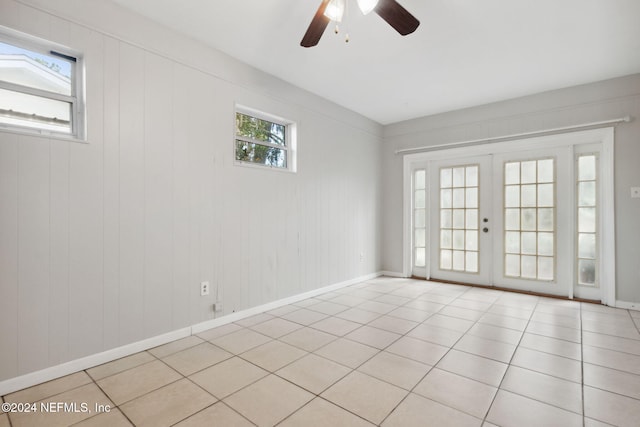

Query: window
[577,154,598,286]
[235,107,295,171]
[0,28,83,138]
[439,165,479,273]
[413,169,426,268]
[503,158,555,281]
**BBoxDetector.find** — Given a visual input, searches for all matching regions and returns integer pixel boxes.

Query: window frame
[0,26,85,141]
[234,105,296,173]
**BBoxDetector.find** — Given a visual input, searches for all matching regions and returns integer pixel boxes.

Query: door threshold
[415,277,602,305]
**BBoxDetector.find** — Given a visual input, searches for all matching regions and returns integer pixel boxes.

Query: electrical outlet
[212,302,223,312]
[200,281,210,296]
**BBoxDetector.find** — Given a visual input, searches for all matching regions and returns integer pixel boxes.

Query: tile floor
[2,277,640,426]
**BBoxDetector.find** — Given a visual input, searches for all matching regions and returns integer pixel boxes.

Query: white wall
[0,0,383,382]
[382,74,640,304]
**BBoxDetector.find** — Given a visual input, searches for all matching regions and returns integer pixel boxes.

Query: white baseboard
[0,327,191,396]
[192,271,383,334]
[380,271,406,278]
[0,271,383,396]
[615,300,640,312]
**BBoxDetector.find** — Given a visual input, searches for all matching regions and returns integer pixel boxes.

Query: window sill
[0,126,87,144]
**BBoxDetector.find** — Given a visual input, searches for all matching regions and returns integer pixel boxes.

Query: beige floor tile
[0,414,8,427]
[584,385,640,427]
[483,423,500,427]
[488,304,533,320]
[9,383,113,427]
[583,331,640,356]
[374,294,411,306]
[356,300,397,314]
[419,293,457,305]
[281,308,328,326]
[494,295,538,310]
[436,349,507,387]
[526,321,582,343]
[407,323,463,347]
[234,313,275,327]
[210,328,272,354]
[73,408,132,427]
[583,344,640,375]
[439,306,485,321]
[348,289,385,300]
[189,356,268,399]
[96,360,181,405]
[449,298,493,312]
[486,390,582,427]
[311,316,362,336]
[196,323,244,341]
[385,336,449,365]
[240,340,307,372]
[86,352,156,381]
[519,332,581,360]
[382,392,481,427]
[277,354,351,394]
[162,342,232,376]
[250,318,303,338]
[307,300,350,316]
[293,298,322,308]
[336,308,382,324]
[345,325,401,349]
[368,315,418,335]
[501,366,582,413]
[330,294,368,307]
[414,368,496,419]
[530,311,581,329]
[322,371,407,425]
[266,304,300,317]
[279,327,337,352]
[423,314,474,332]
[5,371,92,403]
[582,319,639,340]
[224,374,313,427]
[534,303,581,319]
[119,378,215,427]
[148,335,204,359]
[314,338,378,368]
[174,402,253,427]
[453,334,516,363]
[387,307,433,322]
[584,363,640,399]
[511,347,582,383]
[478,313,528,331]
[467,323,523,345]
[403,299,445,313]
[459,289,502,304]
[358,351,431,390]
[280,397,375,427]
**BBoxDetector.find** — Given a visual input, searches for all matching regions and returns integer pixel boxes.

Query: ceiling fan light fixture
[324,0,346,22]
[356,0,379,15]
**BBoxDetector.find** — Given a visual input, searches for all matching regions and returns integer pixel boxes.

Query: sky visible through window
[0,41,71,78]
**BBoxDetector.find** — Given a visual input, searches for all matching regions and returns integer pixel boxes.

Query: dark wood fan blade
[374,0,420,36]
[301,0,331,47]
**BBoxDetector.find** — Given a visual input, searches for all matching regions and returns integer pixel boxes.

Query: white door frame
[402,127,615,305]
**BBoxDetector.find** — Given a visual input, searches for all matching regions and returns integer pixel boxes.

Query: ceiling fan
[301,0,420,47]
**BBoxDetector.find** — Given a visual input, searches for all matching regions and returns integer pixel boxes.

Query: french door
[408,130,613,302]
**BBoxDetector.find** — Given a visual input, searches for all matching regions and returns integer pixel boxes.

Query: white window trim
[234,104,297,173]
[0,25,85,141]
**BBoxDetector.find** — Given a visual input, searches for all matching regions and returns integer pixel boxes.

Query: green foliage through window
[235,111,288,169]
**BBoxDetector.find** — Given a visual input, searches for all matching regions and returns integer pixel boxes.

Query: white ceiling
[111,0,640,125]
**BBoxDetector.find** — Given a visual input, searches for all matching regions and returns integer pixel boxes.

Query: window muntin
[0,33,81,137]
[503,158,555,281]
[577,154,598,286]
[235,111,290,170]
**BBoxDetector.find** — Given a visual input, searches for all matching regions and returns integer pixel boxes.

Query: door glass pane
[503,158,555,281]
[439,164,480,273]
[413,169,427,272]
[576,154,598,287]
